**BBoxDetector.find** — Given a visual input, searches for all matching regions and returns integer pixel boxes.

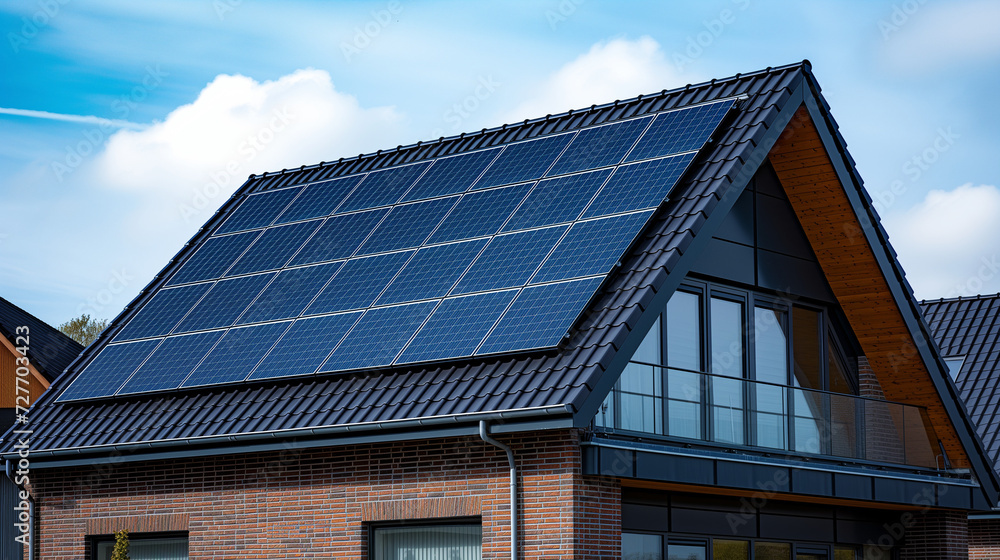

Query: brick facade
[898,510,968,560]
[969,518,1000,560]
[30,429,621,559]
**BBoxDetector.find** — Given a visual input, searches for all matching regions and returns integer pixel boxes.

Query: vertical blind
[374,525,482,560]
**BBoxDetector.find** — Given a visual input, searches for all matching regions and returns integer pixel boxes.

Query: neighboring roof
[0,296,83,381]
[6,61,996,510]
[922,294,1000,471]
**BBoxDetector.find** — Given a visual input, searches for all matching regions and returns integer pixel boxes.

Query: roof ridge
[919,293,1000,306]
[250,60,811,184]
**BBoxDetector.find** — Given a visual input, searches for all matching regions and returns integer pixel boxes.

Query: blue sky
[2,0,999,327]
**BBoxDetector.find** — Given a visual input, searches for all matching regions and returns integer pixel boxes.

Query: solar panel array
[58,98,736,401]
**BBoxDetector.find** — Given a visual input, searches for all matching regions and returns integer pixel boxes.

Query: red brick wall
[30,429,621,559]
[898,510,968,560]
[969,518,1000,560]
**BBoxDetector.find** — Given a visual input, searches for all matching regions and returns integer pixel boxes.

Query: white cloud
[503,36,697,122]
[883,184,1000,299]
[93,68,403,195]
[879,0,1000,75]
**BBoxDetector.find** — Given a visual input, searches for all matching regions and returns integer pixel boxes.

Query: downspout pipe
[479,421,517,560]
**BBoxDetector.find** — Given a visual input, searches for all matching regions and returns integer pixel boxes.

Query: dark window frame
[366,516,483,560]
[88,531,189,560]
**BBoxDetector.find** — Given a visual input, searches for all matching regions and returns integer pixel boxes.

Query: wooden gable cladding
[768,106,970,468]
[0,333,49,409]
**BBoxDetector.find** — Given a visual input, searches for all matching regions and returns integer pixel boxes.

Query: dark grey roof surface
[6,62,807,459]
[922,295,1000,471]
[0,296,83,381]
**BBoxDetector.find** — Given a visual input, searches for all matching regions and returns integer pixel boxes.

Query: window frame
[366,517,483,560]
[88,531,189,560]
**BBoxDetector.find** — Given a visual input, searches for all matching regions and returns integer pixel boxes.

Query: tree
[111,529,129,560]
[58,314,108,347]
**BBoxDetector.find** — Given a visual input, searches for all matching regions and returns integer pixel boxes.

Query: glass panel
[943,356,965,380]
[830,392,860,458]
[828,338,854,395]
[667,291,701,371]
[97,537,189,560]
[755,542,792,560]
[620,318,662,433]
[711,298,744,444]
[373,525,482,560]
[711,298,743,378]
[792,307,824,454]
[623,532,663,560]
[834,546,857,560]
[668,543,706,560]
[667,291,702,439]
[713,539,749,560]
[754,307,788,449]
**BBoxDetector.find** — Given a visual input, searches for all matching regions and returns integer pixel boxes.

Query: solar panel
[216,187,302,234]
[113,283,212,342]
[355,196,458,255]
[532,211,653,284]
[304,251,414,315]
[547,116,652,176]
[625,99,734,163]
[376,239,488,306]
[166,230,261,286]
[319,301,436,372]
[338,162,430,213]
[501,169,611,233]
[174,273,275,333]
[57,339,161,401]
[225,220,322,276]
[472,133,574,190]
[396,290,517,365]
[477,277,603,355]
[427,183,533,244]
[237,262,343,324]
[73,96,735,397]
[249,312,362,380]
[117,331,224,394]
[582,153,695,219]
[181,321,292,387]
[451,226,566,295]
[274,175,363,224]
[401,148,501,202]
[289,208,389,266]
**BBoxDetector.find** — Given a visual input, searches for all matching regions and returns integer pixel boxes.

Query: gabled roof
[6,62,996,508]
[0,296,83,381]
[922,294,1000,471]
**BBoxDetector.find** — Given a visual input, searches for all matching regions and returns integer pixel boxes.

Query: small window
[943,356,966,380]
[623,532,663,560]
[93,534,188,560]
[371,523,481,560]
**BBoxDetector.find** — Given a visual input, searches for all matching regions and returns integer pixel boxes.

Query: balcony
[593,361,943,470]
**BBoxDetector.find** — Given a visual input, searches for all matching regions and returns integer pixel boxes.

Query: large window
[371,522,482,560]
[93,533,188,560]
[623,534,879,560]
[600,279,861,453]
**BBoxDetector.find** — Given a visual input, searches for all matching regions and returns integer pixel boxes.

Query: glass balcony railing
[593,362,942,470]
